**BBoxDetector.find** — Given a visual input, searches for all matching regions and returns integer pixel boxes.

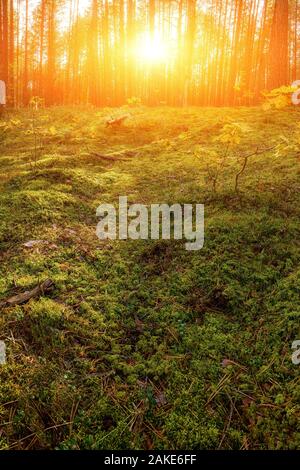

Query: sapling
[195,122,249,192]
[234,146,276,192]
[27,96,44,168]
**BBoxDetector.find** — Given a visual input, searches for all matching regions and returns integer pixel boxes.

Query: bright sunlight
[135,34,169,63]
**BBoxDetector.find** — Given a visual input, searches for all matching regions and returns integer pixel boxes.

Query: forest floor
[0,106,300,450]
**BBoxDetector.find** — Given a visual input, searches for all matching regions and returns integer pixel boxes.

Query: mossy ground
[0,106,300,450]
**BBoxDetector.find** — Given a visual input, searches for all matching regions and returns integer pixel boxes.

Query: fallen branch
[89,138,172,162]
[90,149,138,161]
[106,114,130,128]
[90,124,202,163]
[0,279,54,309]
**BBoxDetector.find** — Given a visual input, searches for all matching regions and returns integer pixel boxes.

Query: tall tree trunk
[39,0,45,98]
[87,0,99,105]
[7,0,13,105]
[23,0,29,105]
[183,0,196,106]
[1,0,9,86]
[268,0,289,89]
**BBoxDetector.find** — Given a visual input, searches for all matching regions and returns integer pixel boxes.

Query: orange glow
[6,0,290,107]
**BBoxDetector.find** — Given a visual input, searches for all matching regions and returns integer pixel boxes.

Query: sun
[135,34,169,63]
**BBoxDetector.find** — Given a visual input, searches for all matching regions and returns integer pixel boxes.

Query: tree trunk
[268,0,289,89]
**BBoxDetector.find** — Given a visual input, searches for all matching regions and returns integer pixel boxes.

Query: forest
[0,0,295,107]
[0,0,300,454]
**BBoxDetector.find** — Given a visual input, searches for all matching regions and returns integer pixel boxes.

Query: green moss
[0,106,300,449]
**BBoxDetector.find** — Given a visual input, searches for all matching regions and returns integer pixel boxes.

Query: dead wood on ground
[0,279,55,309]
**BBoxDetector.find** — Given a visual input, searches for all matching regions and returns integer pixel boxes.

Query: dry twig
[0,279,54,309]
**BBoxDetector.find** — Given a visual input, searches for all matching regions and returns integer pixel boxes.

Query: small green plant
[0,117,21,146]
[234,145,275,192]
[26,96,45,168]
[214,122,249,147]
[30,96,44,110]
[262,85,296,110]
[195,122,251,192]
[127,96,142,107]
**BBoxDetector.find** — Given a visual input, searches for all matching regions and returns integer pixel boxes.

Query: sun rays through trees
[0,0,297,107]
